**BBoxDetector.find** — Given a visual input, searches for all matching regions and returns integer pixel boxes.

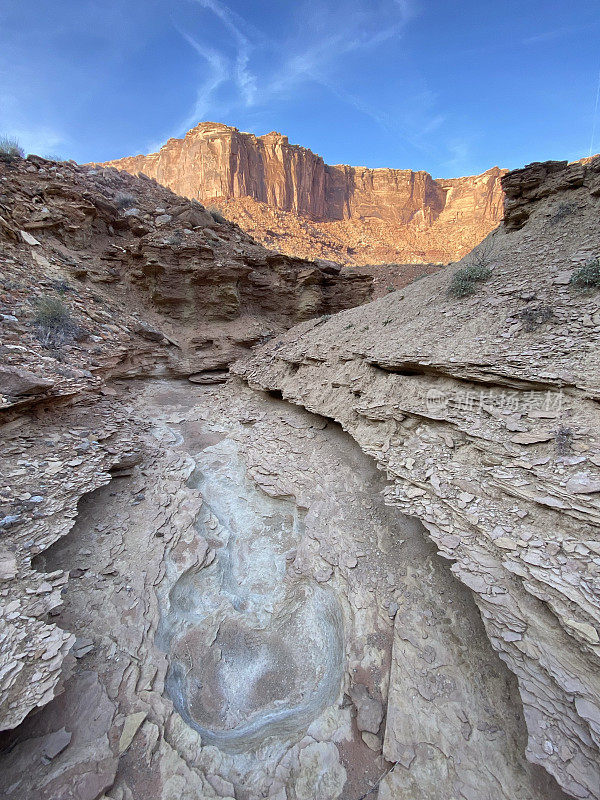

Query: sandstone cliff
[101,122,506,265]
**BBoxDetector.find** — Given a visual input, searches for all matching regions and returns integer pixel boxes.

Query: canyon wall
[2,147,600,800]
[107,124,328,218]
[101,122,506,264]
[236,157,600,799]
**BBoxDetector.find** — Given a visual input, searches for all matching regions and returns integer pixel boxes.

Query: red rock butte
[99,122,507,265]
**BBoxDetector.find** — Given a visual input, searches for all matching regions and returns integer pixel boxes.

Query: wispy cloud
[271,0,414,88]
[522,22,593,45]
[191,0,258,105]
[145,27,230,151]
[145,0,263,148]
[138,0,451,164]
[443,138,472,176]
[179,32,229,123]
[175,0,417,139]
[312,77,394,138]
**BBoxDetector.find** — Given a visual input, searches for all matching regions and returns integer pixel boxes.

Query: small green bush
[448,263,492,297]
[207,205,226,224]
[33,295,81,348]
[555,426,574,457]
[114,191,136,210]
[449,241,495,298]
[0,136,24,163]
[570,257,600,292]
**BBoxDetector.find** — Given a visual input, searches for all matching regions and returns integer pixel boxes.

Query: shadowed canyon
[0,139,600,800]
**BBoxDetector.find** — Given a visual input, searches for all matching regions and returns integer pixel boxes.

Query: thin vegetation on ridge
[448,262,492,297]
[448,242,494,298]
[32,295,82,349]
[570,257,600,292]
[0,136,24,163]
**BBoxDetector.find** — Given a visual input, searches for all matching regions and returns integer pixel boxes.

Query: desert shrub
[448,263,492,297]
[33,295,81,348]
[555,425,574,457]
[0,136,24,163]
[518,304,555,331]
[207,205,226,224]
[114,191,136,210]
[570,257,600,292]
[448,241,495,298]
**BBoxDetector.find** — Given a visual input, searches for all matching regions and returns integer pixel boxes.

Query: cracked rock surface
[0,380,565,799]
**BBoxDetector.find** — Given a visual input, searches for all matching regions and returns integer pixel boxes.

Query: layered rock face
[101,122,506,265]
[103,124,329,218]
[0,156,371,398]
[237,157,600,799]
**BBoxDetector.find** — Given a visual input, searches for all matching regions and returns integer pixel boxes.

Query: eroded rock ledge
[0,154,371,403]
[236,157,600,799]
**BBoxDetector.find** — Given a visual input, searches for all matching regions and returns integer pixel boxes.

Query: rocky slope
[0,155,371,397]
[237,157,600,799]
[100,122,506,265]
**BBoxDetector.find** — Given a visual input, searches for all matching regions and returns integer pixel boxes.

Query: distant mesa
[98,122,507,265]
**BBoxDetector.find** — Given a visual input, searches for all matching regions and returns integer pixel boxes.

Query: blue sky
[1,0,599,177]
